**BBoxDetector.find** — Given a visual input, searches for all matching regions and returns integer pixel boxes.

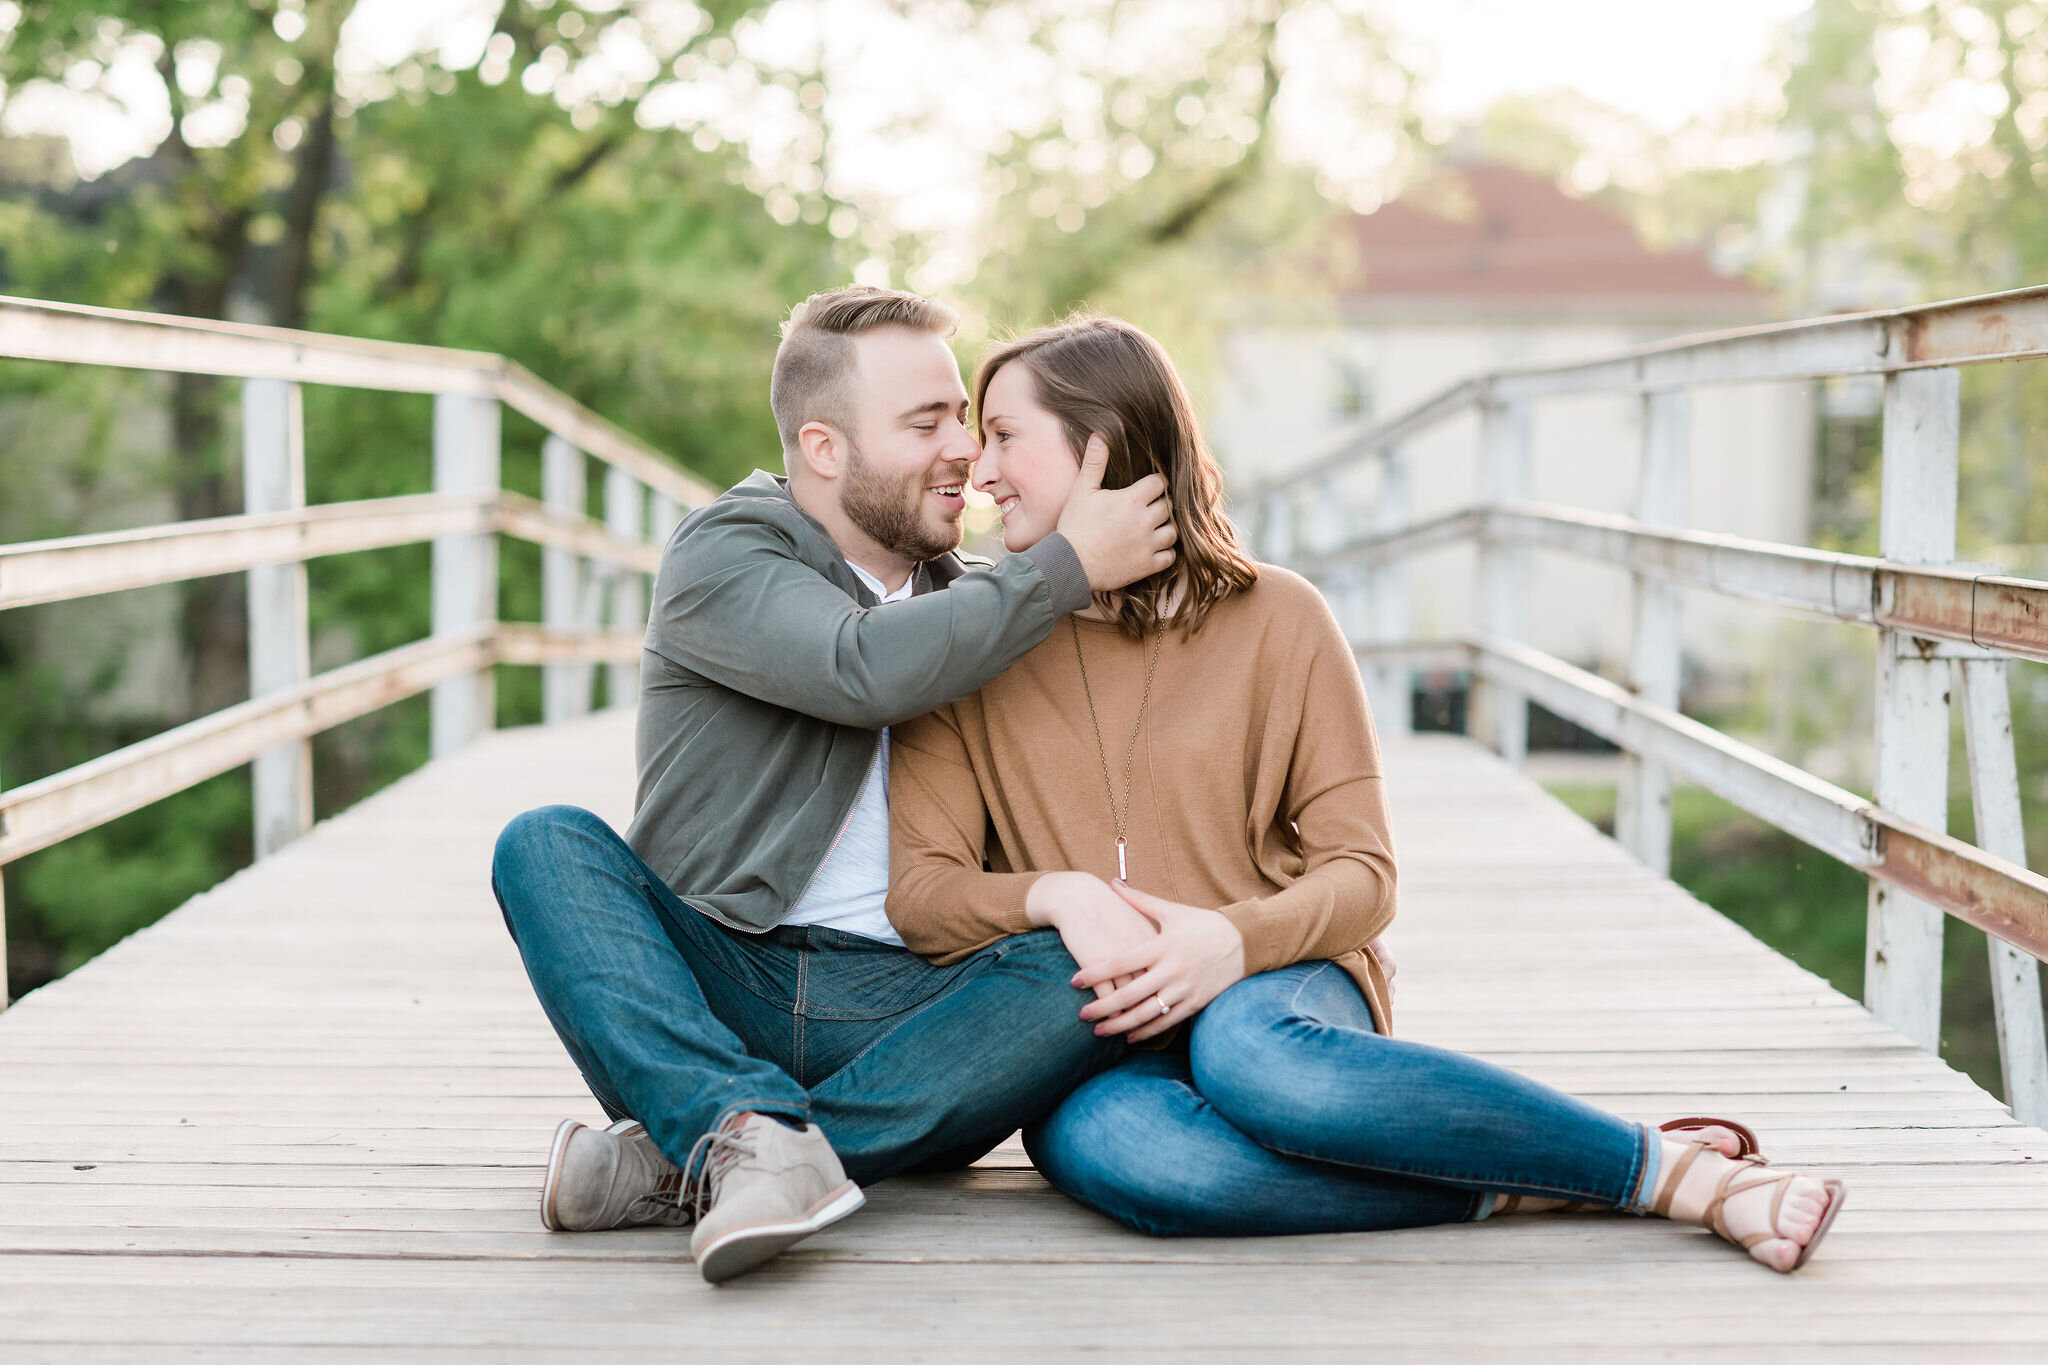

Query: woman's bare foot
[1487,1124,1749,1218]
[1651,1138,1834,1271]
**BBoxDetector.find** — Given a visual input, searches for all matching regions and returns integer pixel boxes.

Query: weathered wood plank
[1,716,2044,1356]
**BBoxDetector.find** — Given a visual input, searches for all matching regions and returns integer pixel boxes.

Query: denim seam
[823,952,998,1078]
[1623,1122,1655,1214]
[632,875,801,1013]
[1284,960,1341,1021]
[1256,1139,1622,1206]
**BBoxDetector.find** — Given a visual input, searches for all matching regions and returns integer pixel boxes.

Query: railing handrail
[1294,499,2048,666]
[1258,279,2048,1124]
[1252,281,2048,499]
[0,294,717,508]
[0,490,662,611]
[0,301,711,1010]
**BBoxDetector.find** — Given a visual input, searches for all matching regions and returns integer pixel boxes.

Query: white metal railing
[1253,283,2048,1127]
[0,296,717,1004]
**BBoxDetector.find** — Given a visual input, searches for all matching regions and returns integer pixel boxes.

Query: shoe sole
[1790,1180,1847,1271]
[694,1180,867,1284]
[539,1117,587,1232]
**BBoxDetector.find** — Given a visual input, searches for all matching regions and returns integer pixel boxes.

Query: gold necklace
[1070,616,1166,882]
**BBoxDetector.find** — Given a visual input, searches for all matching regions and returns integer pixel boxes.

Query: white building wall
[1211,319,1814,680]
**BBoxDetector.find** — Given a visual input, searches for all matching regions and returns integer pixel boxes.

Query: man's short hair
[770,286,958,459]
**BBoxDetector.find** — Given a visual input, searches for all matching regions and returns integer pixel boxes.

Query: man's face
[835,326,975,562]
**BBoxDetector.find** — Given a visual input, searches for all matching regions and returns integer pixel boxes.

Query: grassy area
[1545,782,2017,1100]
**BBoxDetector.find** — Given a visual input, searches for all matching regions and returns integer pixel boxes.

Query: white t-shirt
[781,561,912,946]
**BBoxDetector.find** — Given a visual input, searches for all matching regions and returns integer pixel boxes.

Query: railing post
[1368,447,1413,734]
[1615,389,1689,876]
[541,435,591,725]
[1865,366,1958,1052]
[1474,398,1531,765]
[430,394,501,758]
[651,492,682,551]
[1310,474,1366,643]
[1,770,9,1010]
[604,466,645,710]
[242,378,313,858]
[1954,658,2048,1126]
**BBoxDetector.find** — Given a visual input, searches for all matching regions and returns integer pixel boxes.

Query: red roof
[1332,164,1762,305]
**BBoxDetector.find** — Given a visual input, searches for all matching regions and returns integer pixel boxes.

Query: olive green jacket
[625,470,1090,931]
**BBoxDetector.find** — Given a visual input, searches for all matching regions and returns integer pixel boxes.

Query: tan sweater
[886,565,1396,1032]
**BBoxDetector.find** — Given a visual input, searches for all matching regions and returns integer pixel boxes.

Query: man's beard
[839,438,962,563]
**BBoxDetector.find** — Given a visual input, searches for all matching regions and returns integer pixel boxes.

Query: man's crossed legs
[491,805,1123,1280]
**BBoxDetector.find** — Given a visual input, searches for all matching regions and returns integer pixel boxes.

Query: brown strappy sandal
[1659,1115,1765,1159]
[1652,1138,1846,1272]
[1491,1119,1771,1220]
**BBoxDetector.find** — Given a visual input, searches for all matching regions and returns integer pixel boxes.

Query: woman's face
[974,361,1082,553]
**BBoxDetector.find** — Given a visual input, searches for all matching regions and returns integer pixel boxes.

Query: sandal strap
[1659,1116,1764,1161]
[1703,1166,1800,1250]
[1649,1139,1713,1219]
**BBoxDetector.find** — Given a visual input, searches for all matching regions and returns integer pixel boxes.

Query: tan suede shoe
[688,1112,865,1283]
[540,1117,693,1231]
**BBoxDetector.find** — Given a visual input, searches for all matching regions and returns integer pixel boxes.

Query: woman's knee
[1189,967,1318,1091]
[1189,963,1371,1138]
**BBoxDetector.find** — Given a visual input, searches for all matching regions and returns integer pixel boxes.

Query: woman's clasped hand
[1072,881,1247,1043]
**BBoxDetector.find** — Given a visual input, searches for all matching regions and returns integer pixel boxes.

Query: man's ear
[794,420,844,481]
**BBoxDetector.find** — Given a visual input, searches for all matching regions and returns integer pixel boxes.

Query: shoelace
[623,1167,694,1226]
[683,1120,761,1220]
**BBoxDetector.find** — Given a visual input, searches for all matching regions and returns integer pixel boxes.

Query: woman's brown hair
[973,315,1258,640]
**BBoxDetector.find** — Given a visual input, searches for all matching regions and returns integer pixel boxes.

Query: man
[491,286,1175,1283]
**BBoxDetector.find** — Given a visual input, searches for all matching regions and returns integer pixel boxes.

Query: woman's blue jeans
[1025,961,1659,1237]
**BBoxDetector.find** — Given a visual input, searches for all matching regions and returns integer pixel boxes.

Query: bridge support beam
[541,435,593,725]
[1473,399,1531,765]
[430,394,501,758]
[1367,449,1412,734]
[1954,658,2048,1126]
[243,378,313,859]
[604,468,645,710]
[1616,390,1689,876]
[1865,367,1958,1052]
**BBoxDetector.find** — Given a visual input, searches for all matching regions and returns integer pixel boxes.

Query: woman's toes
[1749,1236,1802,1272]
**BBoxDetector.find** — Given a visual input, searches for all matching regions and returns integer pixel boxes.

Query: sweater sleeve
[1213,600,1398,976]
[651,509,1089,730]
[886,704,1042,961]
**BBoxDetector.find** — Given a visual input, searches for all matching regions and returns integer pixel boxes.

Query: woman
[884,315,1843,1271]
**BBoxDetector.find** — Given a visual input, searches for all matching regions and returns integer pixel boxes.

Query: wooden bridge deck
[3,709,2045,1361]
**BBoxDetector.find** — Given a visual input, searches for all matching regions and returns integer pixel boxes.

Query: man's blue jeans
[491,805,1124,1186]
[1026,960,1659,1236]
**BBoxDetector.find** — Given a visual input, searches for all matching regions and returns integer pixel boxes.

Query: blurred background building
[1211,160,1811,685]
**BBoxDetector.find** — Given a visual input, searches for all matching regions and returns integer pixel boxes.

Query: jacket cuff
[1021,534,1091,615]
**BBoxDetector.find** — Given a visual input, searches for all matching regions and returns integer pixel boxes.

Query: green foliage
[1,1,1421,1000]
[0,0,843,999]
